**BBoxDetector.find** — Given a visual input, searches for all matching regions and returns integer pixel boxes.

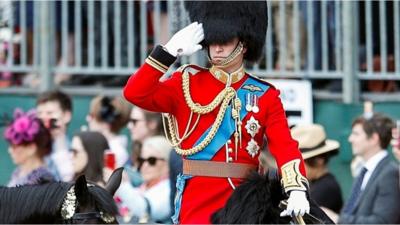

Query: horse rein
[60,211,115,224]
[279,200,323,225]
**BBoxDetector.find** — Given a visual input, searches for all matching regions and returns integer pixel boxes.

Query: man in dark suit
[339,113,400,224]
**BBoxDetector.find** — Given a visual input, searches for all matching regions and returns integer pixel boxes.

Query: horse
[211,171,334,224]
[0,168,123,224]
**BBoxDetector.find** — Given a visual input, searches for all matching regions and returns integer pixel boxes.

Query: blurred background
[0,0,399,200]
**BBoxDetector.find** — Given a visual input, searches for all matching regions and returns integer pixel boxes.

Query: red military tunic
[123,46,306,224]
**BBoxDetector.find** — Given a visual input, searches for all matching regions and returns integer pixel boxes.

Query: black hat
[184,1,268,62]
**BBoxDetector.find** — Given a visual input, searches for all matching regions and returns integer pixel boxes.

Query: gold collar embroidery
[210,65,245,84]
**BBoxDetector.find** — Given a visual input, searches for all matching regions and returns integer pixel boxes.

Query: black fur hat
[184,1,268,62]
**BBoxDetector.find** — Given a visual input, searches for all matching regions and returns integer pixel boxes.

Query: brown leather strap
[183,159,257,178]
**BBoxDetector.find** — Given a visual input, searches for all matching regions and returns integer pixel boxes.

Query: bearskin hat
[184,1,268,62]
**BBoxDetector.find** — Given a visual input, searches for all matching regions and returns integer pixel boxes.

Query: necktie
[342,167,368,214]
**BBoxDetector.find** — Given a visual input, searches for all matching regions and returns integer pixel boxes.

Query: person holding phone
[36,90,74,182]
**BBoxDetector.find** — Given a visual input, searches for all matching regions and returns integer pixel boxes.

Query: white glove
[280,190,310,217]
[164,22,204,57]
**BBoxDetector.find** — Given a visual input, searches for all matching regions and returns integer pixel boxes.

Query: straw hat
[291,124,340,160]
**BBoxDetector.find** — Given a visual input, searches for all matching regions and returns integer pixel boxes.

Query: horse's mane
[0,182,73,223]
[211,172,286,224]
[0,181,118,223]
[211,172,334,224]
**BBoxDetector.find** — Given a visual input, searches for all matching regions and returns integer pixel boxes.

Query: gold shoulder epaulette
[247,73,276,89]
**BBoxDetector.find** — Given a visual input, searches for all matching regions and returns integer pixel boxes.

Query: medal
[246,105,252,112]
[246,139,260,158]
[252,106,259,113]
[245,116,260,137]
[252,95,259,113]
[245,116,261,157]
[245,93,252,112]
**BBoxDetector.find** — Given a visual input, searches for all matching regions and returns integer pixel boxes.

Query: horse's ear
[75,174,89,199]
[105,167,123,196]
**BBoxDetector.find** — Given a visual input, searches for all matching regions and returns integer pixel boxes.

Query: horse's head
[60,168,123,224]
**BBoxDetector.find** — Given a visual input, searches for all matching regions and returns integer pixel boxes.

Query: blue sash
[172,76,269,224]
[188,76,269,160]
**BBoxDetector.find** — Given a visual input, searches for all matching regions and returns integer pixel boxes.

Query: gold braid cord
[163,68,237,156]
[182,71,233,114]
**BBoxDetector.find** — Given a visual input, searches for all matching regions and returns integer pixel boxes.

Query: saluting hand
[164,22,204,57]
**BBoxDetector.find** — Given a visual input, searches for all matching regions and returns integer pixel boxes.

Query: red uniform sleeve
[263,87,307,176]
[123,45,180,113]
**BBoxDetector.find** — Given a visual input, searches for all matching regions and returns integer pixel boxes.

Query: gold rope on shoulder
[163,68,237,156]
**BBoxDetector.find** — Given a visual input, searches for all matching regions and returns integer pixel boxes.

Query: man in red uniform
[124,1,310,223]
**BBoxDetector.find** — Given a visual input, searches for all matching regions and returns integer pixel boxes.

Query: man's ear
[241,41,247,54]
[63,110,72,125]
[370,132,381,146]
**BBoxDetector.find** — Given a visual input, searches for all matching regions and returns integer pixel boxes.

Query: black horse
[0,168,123,224]
[211,171,334,224]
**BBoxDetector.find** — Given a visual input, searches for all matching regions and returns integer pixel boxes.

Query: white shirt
[47,134,73,182]
[361,150,388,190]
[108,135,129,167]
[116,179,171,222]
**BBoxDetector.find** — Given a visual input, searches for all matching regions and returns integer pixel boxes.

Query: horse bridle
[61,211,115,224]
[60,185,116,224]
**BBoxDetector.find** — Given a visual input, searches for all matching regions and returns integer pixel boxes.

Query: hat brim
[302,139,340,160]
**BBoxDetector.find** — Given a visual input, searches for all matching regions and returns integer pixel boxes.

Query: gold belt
[183,159,257,178]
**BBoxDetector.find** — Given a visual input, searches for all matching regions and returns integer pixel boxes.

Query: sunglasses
[129,118,145,126]
[71,148,78,156]
[137,156,165,169]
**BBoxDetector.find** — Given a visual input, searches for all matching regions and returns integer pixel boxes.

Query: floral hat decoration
[4,108,40,145]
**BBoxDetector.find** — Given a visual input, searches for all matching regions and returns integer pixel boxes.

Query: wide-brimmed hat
[291,124,340,160]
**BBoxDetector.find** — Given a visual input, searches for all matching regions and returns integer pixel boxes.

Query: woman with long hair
[71,131,109,185]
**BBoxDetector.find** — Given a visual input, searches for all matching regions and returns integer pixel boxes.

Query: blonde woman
[116,136,172,223]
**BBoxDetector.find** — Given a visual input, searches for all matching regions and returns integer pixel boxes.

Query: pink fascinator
[4,108,40,145]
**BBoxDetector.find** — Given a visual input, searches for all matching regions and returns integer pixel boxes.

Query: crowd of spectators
[1,0,400,224]
[2,88,400,224]
[0,1,397,93]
